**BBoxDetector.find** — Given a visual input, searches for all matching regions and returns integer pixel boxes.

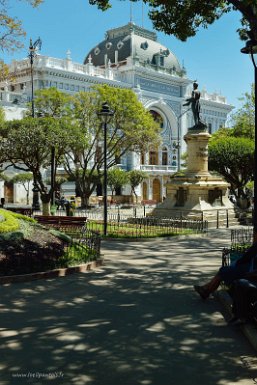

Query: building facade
[0,23,233,205]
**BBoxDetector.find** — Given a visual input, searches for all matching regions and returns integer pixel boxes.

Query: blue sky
[4,0,254,112]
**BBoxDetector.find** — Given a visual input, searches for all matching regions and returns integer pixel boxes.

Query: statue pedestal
[151,131,237,227]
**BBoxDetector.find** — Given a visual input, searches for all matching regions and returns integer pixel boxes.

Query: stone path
[1,230,257,384]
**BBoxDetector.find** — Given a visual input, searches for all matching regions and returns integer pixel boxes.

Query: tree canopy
[230,84,255,139]
[89,1,257,41]
[11,85,160,207]
[128,170,147,203]
[208,135,254,199]
[66,85,160,206]
[0,116,75,209]
[107,168,128,198]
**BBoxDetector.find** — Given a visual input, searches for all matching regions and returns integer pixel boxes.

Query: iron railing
[86,215,208,238]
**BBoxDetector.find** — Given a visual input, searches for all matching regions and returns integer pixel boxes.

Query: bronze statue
[183,81,206,129]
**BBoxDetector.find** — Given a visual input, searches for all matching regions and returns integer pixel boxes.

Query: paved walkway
[1,229,257,385]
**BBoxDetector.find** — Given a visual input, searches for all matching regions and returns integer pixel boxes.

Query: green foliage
[0,209,35,234]
[0,209,20,233]
[33,87,72,118]
[93,84,161,153]
[89,1,257,42]
[0,116,75,203]
[128,170,147,201]
[31,85,160,207]
[12,172,33,184]
[57,242,98,267]
[230,85,255,139]
[209,135,254,197]
[107,168,128,197]
[128,170,147,188]
[9,211,36,223]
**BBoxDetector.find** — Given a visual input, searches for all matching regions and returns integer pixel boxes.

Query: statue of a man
[183,81,202,127]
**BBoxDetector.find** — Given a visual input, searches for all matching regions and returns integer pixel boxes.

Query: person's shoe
[194,285,209,300]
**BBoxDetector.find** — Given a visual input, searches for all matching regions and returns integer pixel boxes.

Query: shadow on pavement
[0,231,257,385]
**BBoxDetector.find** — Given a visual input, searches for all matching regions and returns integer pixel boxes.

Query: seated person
[228,276,257,325]
[194,242,257,300]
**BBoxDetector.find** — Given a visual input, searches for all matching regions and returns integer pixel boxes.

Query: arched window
[149,149,158,165]
[141,152,145,165]
[162,146,168,165]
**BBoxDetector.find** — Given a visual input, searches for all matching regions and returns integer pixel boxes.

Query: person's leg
[194,274,221,299]
[194,263,252,300]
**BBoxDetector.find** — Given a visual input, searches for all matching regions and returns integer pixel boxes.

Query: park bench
[34,215,87,237]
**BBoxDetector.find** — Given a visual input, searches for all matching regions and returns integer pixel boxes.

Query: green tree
[69,85,159,206]
[0,117,74,214]
[208,135,254,202]
[33,87,72,117]
[107,168,128,199]
[89,1,257,41]
[34,85,160,207]
[12,172,33,205]
[44,175,68,196]
[231,84,255,139]
[128,170,147,204]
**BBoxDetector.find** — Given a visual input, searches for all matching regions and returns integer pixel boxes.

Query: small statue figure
[183,81,206,130]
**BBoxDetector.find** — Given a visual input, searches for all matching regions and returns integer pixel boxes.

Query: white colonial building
[0,23,233,205]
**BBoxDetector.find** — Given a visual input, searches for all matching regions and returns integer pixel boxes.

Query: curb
[215,290,257,352]
[0,259,104,285]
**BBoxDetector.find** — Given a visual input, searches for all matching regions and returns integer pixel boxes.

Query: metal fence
[231,227,253,251]
[86,215,208,238]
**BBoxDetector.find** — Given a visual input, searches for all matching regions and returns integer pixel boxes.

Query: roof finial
[66,49,71,60]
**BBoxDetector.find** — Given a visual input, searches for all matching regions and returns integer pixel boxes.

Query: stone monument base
[151,130,238,228]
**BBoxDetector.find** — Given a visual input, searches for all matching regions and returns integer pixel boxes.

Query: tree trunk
[80,194,90,208]
[42,202,50,216]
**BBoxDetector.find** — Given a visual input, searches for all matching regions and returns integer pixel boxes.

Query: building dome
[84,23,182,73]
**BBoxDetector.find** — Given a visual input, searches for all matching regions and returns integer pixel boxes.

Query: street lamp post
[28,38,42,211]
[28,38,42,117]
[97,102,114,236]
[241,33,257,241]
[50,146,56,206]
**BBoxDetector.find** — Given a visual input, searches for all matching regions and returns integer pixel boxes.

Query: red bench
[34,215,87,236]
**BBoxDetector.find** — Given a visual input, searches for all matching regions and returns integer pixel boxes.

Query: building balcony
[140,165,177,173]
